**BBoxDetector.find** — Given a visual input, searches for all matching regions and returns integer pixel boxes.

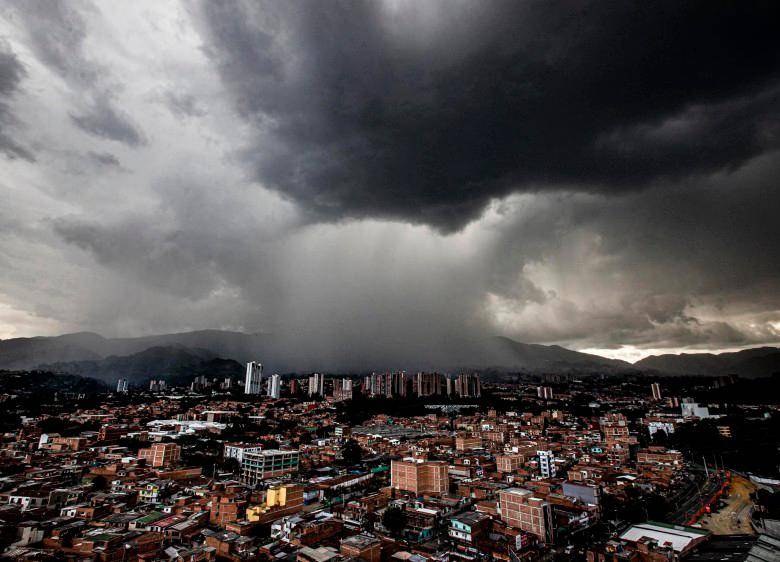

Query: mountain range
[634,347,780,378]
[0,330,778,384]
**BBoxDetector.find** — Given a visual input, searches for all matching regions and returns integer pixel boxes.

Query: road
[698,474,756,535]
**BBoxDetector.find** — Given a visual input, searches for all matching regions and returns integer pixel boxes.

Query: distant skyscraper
[244,361,263,394]
[116,379,128,393]
[415,372,446,397]
[268,373,281,399]
[333,378,353,401]
[537,386,554,400]
[651,383,662,401]
[308,373,325,396]
[456,373,481,397]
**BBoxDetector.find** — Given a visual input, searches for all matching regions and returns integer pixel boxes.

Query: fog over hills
[0,330,630,378]
[2,330,779,382]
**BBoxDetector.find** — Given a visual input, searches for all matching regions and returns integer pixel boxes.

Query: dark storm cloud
[192,0,780,231]
[0,40,34,161]
[482,153,780,350]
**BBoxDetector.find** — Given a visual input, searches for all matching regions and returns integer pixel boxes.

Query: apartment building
[455,436,483,452]
[496,454,525,474]
[390,459,449,496]
[138,443,181,468]
[248,483,305,522]
[498,487,554,544]
[455,373,481,398]
[240,450,300,485]
[636,447,684,467]
[224,443,264,464]
[340,534,381,562]
[537,386,554,400]
[415,373,446,397]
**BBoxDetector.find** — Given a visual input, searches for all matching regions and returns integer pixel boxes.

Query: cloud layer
[0,1,779,362]
[192,1,780,230]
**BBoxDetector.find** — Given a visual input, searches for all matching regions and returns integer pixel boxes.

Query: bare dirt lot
[699,474,756,535]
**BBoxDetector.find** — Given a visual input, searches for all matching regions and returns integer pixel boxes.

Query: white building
[240,450,300,485]
[537,386,553,399]
[245,361,264,395]
[681,399,710,419]
[268,373,281,399]
[224,443,263,464]
[647,421,676,436]
[116,379,128,393]
[537,450,556,478]
[308,373,325,396]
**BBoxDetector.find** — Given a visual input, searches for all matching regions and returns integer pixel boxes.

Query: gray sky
[0,1,779,362]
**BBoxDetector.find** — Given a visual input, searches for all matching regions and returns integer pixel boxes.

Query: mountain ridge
[1,329,628,375]
[2,330,779,378]
[635,346,780,377]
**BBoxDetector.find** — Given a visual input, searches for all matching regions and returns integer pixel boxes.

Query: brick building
[139,443,181,468]
[498,488,554,544]
[391,459,449,496]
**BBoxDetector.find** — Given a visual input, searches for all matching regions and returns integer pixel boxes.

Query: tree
[651,429,668,445]
[382,506,407,537]
[222,457,240,474]
[91,475,108,491]
[341,439,363,466]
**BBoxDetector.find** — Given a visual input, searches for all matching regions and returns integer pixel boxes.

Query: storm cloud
[0,40,33,161]
[191,0,780,230]
[0,1,778,363]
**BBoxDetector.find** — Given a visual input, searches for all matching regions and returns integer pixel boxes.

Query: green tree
[341,439,363,466]
[90,475,109,491]
[222,457,241,474]
[382,506,407,537]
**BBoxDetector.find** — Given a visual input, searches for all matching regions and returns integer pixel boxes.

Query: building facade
[498,488,554,544]
[138,443,181,468]
[244,361,264,395]
[241,450,300,485]
[390,459,449,496]
[268,374,281,399]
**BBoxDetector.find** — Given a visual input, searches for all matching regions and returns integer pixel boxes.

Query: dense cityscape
[2,1,780,561]
[0,363,776,561]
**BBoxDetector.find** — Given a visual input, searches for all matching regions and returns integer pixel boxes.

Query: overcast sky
[0,1,779,362]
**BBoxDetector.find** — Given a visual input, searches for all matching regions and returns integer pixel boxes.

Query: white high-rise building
[116,379,128,393]
[245,361,264,394]
[308,373,325,396]
[268,373,281,399]
[650,383,662,401]
[538,450,556,478]
[537,386,554,400]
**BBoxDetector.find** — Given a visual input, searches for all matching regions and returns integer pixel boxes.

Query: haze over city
[1,1,779,365]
